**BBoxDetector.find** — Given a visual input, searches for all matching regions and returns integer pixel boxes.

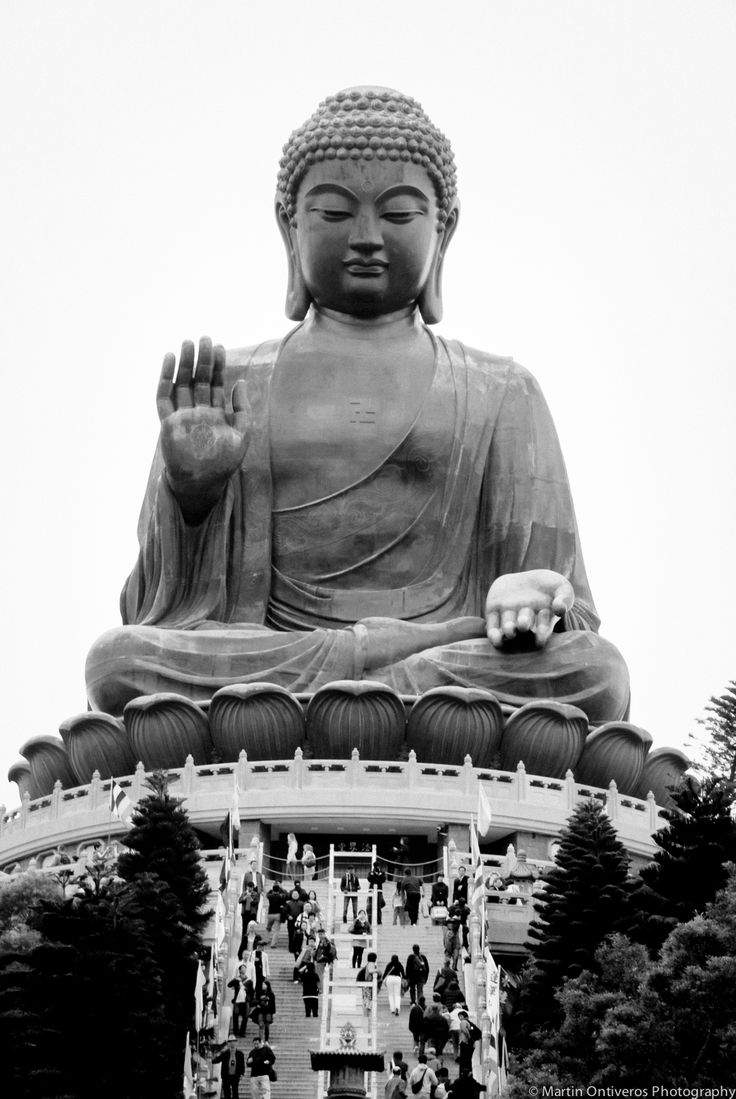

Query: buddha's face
[293,158,442,318]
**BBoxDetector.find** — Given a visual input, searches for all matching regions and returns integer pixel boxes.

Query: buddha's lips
[344,260,388,276]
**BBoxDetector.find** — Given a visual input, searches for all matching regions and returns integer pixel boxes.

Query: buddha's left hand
[485,569,574,649]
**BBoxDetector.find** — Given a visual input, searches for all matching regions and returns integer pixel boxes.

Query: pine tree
[116,771,211,1081]
[518,797,632,1036]
[596,866,736,1086]
[116,770,211,933]
[629,773,736,953]
[688,680,736,784]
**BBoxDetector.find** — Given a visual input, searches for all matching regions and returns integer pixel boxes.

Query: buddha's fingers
[174,340,196,408]
[211,344,226,410]
[534,608,554,648]
[231,378,250,437]
[501,609,518,639]
[515,606,534,633]
[486,610,503,648]
[551,583,574,616]
[156,352,176,420]
[193,336,214,406]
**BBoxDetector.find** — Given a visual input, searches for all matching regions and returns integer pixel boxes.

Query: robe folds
[86,320,629,721]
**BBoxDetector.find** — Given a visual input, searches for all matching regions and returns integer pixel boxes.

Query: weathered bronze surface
[86,87,630,726]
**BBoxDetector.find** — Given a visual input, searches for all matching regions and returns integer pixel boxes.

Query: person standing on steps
[285,832,299,881]
[385,1065,407,1097]
[246,1036,275,1099]
[409,994,426,1054]
[382,953,406,1015]
[265,881,285,948]
[350,908,371,968]
[400,867,423,926]
[315,927,338,983]
[228,962,255,1038]
[214,1037,246,1099]
[250,979,276,1042]
[358,950,380,1016]
[407,1054,437,1099]
[341,865,360,922]
[284,888,304,954]
[367,861,386,925]
[391,881,406,925]
[448,1067,487,1096]
[405,943,429,1004]
[301,842,317,881]
[300,960,321,1017]
[452,865,469,907]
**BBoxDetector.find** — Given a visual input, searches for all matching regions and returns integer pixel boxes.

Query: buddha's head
[276,87,459,323]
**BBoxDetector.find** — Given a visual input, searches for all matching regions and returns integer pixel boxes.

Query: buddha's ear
[418,203,460,325]
[275,200,312,321]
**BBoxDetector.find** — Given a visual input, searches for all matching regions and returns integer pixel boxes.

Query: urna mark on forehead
[277,85,457,227]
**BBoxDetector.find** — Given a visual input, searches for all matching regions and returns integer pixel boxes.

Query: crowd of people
[214,845,504,1096]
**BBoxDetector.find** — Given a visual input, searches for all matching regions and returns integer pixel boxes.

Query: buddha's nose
[349,208,383,252]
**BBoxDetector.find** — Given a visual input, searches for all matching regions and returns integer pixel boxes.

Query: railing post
[20,792,30,829]
[291,747,305,789]
[132,761,146,800]
[647,790,658,832]
[89,770,102,811]
[237,749,249,791]
[406,749,420,789]
[348,747,361,786]
[515,760,527,802]
[607,780,619,820]
[462,754,474,795]
[51,780,62,819]
[182,754,195,796]
[565,768,577,810]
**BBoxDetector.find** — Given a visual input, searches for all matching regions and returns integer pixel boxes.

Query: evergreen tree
[0,880,174,1099]
[505,935,650,1094]
[596,866,736,1086]
[688,680,736,783]
[629,774,736,953]
[518,797,632,1035]
[116,771,210,1080]
[116,770,211,933]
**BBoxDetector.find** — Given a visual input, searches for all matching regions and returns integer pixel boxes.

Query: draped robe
[86,319,628,721]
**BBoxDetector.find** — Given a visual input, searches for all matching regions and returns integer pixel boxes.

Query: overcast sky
[1,0,735,811]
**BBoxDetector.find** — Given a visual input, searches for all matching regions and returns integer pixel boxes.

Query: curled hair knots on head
[277,87,457,229]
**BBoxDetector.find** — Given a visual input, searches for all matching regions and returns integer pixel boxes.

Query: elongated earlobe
[418,205,460,325]
[275,201,312,321]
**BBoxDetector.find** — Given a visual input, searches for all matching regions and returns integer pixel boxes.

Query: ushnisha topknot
[277,86,457,230]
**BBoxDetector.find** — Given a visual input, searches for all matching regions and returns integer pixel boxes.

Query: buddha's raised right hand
[157,336,248,524]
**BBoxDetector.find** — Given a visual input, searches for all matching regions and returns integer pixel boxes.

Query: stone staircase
[223,876,325,1098]
[221,874,462,1097]
[370,901,460,1092]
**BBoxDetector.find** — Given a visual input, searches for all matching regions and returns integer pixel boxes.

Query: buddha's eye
[309,206,353,222]
[381,208,424,224]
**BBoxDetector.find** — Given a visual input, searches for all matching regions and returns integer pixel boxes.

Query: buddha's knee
[85,625,155,714]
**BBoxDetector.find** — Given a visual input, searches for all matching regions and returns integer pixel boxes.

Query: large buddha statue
[86,87,629,725]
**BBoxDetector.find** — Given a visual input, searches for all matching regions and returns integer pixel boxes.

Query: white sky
[1,0,735,811]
